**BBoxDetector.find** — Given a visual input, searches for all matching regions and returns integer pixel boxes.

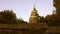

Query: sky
[0,0,53,22]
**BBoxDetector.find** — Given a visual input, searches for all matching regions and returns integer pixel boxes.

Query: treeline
[40,13,60,26]
[0,10,60,26]
[0,10,28,24]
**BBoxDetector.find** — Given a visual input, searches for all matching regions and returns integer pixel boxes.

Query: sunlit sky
[0,0,54,22]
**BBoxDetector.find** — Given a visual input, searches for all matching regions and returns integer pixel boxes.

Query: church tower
[54,0,60,15]
[29,4,40,24]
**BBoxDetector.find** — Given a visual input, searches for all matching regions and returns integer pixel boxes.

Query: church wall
[0,29,44,34]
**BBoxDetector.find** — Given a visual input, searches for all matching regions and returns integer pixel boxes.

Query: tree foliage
[39,13,60,26]
[44,14,60,26]
[0,10,27,24]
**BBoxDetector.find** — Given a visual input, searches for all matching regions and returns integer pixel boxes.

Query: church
[0,4,48,34]
[0,0,60,34]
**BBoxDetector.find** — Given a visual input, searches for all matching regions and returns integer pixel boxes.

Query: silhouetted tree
[0,10,17,24]
[45,14,60,26]
[39,16,45,23]
[0,10,27,24]
[17,18,28,24]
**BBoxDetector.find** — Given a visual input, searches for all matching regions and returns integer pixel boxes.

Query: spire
[34,4,36,8]
[33,4,36,10]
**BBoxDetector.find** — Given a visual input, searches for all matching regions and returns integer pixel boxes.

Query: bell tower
[29,4,40,24]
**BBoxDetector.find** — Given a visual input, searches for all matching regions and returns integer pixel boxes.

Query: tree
[39,16,45,23]
[0,10,17,24]
[45,14,60,26]
[0,10,28,24]
[17,18,28,24]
